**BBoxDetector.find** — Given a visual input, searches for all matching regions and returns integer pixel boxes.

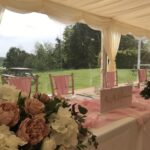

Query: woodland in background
[2,23,150,71]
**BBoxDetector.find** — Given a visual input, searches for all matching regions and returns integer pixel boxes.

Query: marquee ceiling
[52,0,150,31]
[1,0,150,37]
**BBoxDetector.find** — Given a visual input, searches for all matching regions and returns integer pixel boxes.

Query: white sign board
[100,85,132,113]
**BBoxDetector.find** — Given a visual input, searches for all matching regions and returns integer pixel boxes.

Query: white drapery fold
[1,0,150,38]
[0,0,111,30]
[103,27,121,72]
[0,5,4,23]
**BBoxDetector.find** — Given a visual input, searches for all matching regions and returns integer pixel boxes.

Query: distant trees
[34,42,54,71]
[1,23,95,70]
[3,23,150,70]
[116,50,137,68]
[53,38,64,69]
[117,35,150,68]
[3,47,29,68]
[0,57,5,67]
[119,34,138,50]
[61,24,101,69]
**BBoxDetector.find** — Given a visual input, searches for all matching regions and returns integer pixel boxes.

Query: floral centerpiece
[0,85,98,150]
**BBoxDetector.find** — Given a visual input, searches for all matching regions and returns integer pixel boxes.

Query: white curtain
[0,6,4,23]
[103,27,121,72]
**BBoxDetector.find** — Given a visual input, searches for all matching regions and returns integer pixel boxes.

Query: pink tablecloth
[70,88,150,128]
[71,88,150,150]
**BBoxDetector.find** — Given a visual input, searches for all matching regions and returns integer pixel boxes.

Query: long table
[74,87,150,150]
[89,116,150,150]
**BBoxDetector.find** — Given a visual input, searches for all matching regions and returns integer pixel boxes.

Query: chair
[7,77,32,96]
[138,69,147,87]
[105,71,118,88]
[1,75,9,85]
[32,74,39,92]
[49,73,74,96]
[2,74,39,93]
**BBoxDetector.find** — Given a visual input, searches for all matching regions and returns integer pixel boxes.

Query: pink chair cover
[106,72,116,88]
[53,75,70,95]
[138,69,147,82]
[8,77,32,95]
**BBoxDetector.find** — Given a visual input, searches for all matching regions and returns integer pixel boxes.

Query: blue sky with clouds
[0,10,66,57]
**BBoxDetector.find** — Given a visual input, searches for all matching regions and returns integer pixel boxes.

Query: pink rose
[25,98,44,116]
[33,92,50,103]
[17,116,49,145]
[40,93,50,103]
[0,102,19,126]
[33,92,40,99]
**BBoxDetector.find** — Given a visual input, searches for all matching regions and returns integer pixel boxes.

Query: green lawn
[36,69,100,94]
[118,69,137,83]
[36,69,138,94]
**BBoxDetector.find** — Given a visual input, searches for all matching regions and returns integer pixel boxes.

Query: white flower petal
[42,137,56,150]
[49,107,78,148]
[0,125,26,150]
[0,85,20,102]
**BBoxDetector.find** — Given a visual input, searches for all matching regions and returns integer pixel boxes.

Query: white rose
[0,125,26,150]
[58,145,66,150]
[49,107,78,148]
[57,107,71,118]
[0,85,20,102]
[42,137,56,150]
[58,145,75,150]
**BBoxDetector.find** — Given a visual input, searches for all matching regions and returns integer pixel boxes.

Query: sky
[0,10,66,57]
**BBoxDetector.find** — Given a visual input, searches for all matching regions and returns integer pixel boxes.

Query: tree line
[3,23,150,71]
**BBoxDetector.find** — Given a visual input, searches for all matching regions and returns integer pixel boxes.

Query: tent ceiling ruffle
[1,0,150,38]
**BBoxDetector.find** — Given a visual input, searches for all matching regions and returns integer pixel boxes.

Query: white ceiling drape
[1,0,150,38]
[0,5,4,23]
[0,0,111,30]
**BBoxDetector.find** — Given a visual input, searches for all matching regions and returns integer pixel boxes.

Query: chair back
[49,73,74,96]
[32,75,39,92]
[7,77,32,96]
[106,71,117,88]
[138,69,147,83]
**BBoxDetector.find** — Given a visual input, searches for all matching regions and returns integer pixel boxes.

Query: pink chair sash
[8,77,32,95]
[53,75,70,95]
[138,69,147,82]
[106,72,116,88]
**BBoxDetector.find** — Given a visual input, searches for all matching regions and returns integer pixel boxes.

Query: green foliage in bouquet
[0,91,98,150]
[140,81,150,99]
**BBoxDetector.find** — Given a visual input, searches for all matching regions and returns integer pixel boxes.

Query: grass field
[36,69,137,94]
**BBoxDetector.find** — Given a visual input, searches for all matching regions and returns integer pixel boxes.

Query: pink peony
[0,102,19,126]
[40,93,50,103]
[33,92,50,103]
[17,115,49,145]
[25,98,44,116]
[33,92,40,99]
